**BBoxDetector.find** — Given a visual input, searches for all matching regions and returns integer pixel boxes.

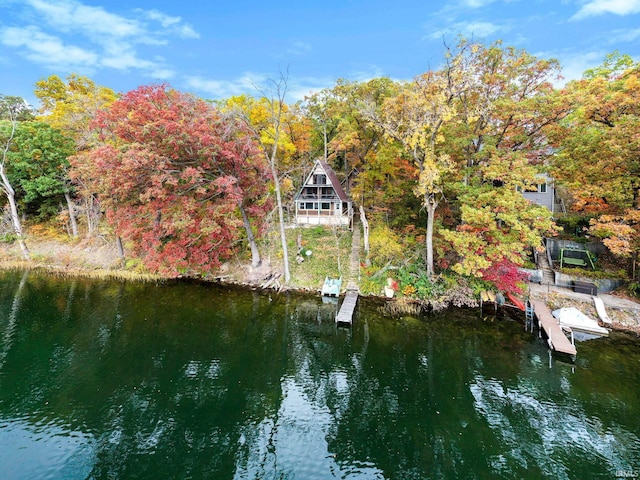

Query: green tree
[7,122,76,223]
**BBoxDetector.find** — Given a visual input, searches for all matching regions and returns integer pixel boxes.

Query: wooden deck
[336,290,358,325]
[530,299,577,357]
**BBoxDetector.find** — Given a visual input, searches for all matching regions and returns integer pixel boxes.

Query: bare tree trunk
[359,205,370,266]
[425,197,437,277]
[271,162,290,282]
[240,202,261,268]
[64,191,78,238]
[116,235,125,264]
[0,175,29,260]
[230,72,291,282]
[0,116,29,260]
[263,74,291,283]
[86,195,100,237]
[323,123,328,161]
[85,197,94,237]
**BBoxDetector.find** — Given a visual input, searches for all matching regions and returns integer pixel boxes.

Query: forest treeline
[1,39,639,297]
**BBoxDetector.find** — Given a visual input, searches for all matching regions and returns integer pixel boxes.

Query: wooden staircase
[537,249,555,285]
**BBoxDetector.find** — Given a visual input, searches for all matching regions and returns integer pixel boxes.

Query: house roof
[295,159,351,203]
[319,160,350,202]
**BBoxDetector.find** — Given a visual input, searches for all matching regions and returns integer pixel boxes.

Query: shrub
[369,225,403,266]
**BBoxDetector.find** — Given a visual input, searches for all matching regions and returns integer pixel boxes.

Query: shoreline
[1,237,638,336]
[1,259,638,336]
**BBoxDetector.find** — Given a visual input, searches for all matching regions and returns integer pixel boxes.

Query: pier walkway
[530,299,577,357]
[335,216,361,325]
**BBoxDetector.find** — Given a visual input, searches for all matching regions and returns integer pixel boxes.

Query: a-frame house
[294,160,353,227]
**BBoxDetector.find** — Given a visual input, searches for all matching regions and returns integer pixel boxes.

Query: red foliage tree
[73,84,270,276]
[479,259,529,294]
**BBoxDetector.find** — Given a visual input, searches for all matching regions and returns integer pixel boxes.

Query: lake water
[0,270,638,479]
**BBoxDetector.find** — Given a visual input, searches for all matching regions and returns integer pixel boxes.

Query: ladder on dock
[336,289,359,325]
[530,299,577,358]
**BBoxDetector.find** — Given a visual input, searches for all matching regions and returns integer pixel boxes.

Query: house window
[518,183,548,194]
[305,202,315,210]
[313,174,327,185]
[321,202,331,210]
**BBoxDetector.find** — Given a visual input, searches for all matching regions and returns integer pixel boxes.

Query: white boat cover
[552,307,609,335]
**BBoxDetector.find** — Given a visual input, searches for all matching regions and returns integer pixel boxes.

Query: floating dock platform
[530,299,577,358]
[335,290,358,325]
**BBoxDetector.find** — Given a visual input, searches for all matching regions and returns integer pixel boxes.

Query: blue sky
[1,0,639,107]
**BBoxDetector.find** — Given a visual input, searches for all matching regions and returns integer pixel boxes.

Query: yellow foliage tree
[34,74,118,237]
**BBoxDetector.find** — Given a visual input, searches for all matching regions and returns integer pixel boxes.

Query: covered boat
[551,307,609,337]
[321,276,342,297]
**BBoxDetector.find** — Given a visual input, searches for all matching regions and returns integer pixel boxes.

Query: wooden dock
[333,213,361,326]
[530,299,577,357]
[336,290,358,325]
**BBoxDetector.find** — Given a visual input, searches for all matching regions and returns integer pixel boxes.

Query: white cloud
[1,0,198,79]
[0,25,98,69]
[605,27,640,42]
[148,68,176,81]
[138,9,199,39]
[552,50,606,85]
[572,0,640,20]
[26,0,142,38]
[184,73,270,99]
[183,73,335,102]
[426,21,507,40]
[461,0,500,7]
[287,41,312,56]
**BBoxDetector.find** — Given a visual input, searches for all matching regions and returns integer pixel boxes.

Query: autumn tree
[221,76,303,284]
[551,53,639,215]
[35,74,118,236]
[74,84,271,277]
[552,53,640,279]
[35,74,117,150]
[305,78,408,219]
[362,69,458,277]
[589,211,640,281]
[437,40,564,285]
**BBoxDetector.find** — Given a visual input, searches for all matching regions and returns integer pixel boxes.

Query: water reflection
[0,417,94,480]
[0,270,638,479]
[471,369,640,478]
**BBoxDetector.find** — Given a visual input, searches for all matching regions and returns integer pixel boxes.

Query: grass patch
[288,226,352,290]
[0,261,162,283]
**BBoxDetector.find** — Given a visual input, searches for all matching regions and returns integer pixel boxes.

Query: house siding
[521,174,555,212]
[294,160,353,227]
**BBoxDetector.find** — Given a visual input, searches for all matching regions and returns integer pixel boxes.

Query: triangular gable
[295,159,351,202]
